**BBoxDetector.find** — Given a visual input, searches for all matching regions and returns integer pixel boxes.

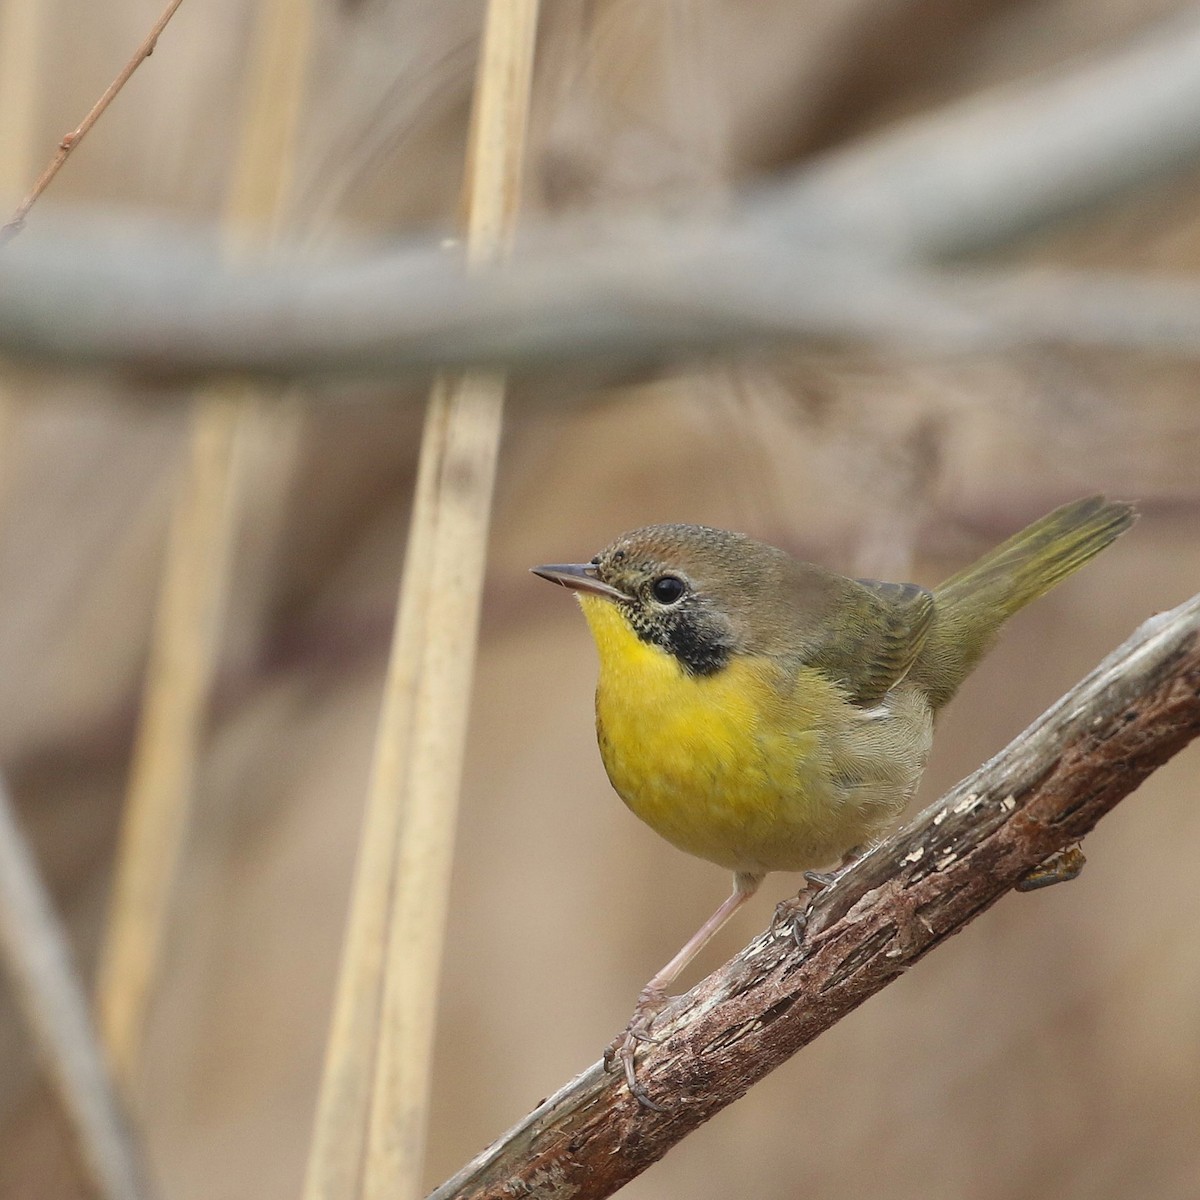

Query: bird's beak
[530,562,626,601]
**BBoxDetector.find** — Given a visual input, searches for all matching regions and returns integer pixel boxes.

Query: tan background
[1,1,1199,1198]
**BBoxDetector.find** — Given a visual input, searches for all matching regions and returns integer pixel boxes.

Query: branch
[0,230,986,380]
[426,592,1200,1200]
[10,218,1200,383]
[768,9,1200,258]
[0,0,186,244]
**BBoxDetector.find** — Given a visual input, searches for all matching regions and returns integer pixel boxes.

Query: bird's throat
[575,592,729,676]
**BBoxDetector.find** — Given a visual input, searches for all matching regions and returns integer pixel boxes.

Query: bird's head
[533,524,794,676]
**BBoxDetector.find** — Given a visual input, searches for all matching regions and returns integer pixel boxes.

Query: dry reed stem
[0,774,152,1200]
[0,0,43,197]
[360,0,541,1185]
[0,0,186,243]
[0,0,43,498]
[95,0,315,1092]
[300,5,540,1200]
[361,371,506,1200]
[303,373,453,1200]
[96,395,242,1086]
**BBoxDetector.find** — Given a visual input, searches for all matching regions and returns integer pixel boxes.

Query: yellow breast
[576,594,896,875]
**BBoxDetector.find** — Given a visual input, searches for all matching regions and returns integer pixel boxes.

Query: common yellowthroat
[533,495,1134,1104]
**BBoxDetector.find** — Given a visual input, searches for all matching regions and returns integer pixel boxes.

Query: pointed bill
[531,563,626,600]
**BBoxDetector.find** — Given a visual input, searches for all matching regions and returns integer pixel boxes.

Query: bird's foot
[603,983,669,1111]
[771,859,860,947]
[1016,843,1086,892]
[771,890,818,948]
[802,868,840,890]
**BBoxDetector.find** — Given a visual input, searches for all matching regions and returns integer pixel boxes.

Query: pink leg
[607,871,762,1109]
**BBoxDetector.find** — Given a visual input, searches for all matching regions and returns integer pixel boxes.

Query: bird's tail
[911,495,1136,710]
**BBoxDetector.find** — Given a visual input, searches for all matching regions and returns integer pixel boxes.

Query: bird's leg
[771,846,865,947]
[605,871,762,1110]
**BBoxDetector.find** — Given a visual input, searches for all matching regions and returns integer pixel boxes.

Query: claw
[604,985,669,1110]
[771,851,863,947]
[608,1029,666,1112]
[771,894,813,948]
[802,869,838,889]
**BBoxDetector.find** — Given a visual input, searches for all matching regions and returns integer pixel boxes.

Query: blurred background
[1,0,1199,1197]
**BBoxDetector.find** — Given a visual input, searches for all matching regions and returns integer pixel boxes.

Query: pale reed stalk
[0,0,43,493]
[303,4,542,1200]
[95,0,315,1091]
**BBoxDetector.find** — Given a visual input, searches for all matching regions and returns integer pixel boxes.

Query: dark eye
[651,575,686,604]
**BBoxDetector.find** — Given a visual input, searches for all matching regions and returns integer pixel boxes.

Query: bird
[532,495,1135,1106]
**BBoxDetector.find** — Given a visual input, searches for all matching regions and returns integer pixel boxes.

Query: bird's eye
[651,575,686,604]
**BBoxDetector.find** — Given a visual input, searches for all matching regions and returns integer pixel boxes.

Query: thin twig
[426,594,1200,1200]
[0,0,186,244]
[94,0,315,1091]
[305,4,541,1200]
[0,773,152,1200]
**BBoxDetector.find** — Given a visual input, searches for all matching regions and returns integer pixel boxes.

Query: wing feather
[803,577,935,707]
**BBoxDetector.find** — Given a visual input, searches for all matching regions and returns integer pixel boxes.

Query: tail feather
[912,496,1136,710]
